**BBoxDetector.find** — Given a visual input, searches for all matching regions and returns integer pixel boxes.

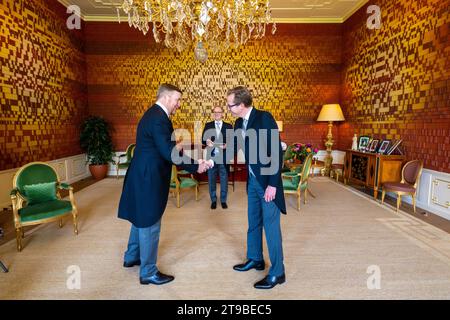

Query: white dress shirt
[156,102,170,118]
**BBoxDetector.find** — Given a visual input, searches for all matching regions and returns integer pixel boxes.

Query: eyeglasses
[226,103,240,109]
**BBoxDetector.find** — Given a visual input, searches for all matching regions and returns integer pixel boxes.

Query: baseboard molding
[0,154,90,211]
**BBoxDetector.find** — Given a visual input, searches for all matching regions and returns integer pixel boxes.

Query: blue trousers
[124,219,161,278]
[208,164,228,203]
[246,174,285,277]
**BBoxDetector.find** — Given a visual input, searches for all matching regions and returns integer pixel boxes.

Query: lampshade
[276,121,283,132]
[317,104,345,122]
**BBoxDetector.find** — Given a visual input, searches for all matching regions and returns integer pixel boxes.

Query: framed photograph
[387,139,403,155]
[358,136,370,151]
[378,140,390,154]
[368,139,379,152]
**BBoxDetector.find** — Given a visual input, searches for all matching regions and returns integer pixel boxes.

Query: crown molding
[342,0,369,22]
[58,0,369,24]
[57,0,86,19]
[273,17,343,24]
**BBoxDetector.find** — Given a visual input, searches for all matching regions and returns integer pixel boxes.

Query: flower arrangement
[291,143,319,162]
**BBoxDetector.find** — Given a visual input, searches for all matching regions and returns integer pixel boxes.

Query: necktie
[214,122,220,156]
[242,119,248,140]
[243,118,255,177]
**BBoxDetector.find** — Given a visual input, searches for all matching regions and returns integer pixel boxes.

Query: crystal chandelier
[118,0,276,62]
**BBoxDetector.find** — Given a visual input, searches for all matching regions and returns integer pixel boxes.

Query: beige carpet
[1,177,450,299]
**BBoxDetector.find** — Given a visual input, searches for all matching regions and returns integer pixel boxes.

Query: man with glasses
[201,106,233,210]
[227,86,286,289]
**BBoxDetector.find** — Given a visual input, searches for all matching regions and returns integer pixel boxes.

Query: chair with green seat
[170,165,199,208]
[282,144,295,173]
[282,154,313,211]
[116,143,136,179]
[10,162,79,252]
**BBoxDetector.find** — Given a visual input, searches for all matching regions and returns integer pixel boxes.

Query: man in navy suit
[118,84,212,285]
[201,106,233,210]
[227,86,287,289]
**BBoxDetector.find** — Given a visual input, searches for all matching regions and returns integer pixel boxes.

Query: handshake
[197,159,214,174]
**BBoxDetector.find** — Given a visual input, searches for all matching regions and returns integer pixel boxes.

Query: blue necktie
[214,122,221,155]
[243,119,255,177]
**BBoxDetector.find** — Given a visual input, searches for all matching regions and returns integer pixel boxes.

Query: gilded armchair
[381,160,423,213]
[116,143,136,178]
[282,154,313,211]
[170,165,199,208]
[10,162,79,251]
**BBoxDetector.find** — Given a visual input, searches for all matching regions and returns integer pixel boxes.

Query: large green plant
[80,116,115,165]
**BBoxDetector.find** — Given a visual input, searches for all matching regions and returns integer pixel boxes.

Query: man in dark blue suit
[118,84,212,285]
[227,86,287,289]
[201,106,233,210]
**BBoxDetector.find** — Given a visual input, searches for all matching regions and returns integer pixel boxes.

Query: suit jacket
[201,120,233,165]
[234,108,287,214]
[118,104,198,228]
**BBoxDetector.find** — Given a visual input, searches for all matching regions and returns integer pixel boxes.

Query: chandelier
[118,0,276,62]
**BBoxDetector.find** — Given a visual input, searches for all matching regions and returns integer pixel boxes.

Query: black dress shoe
[254,274,286,289]
[211,202,217,209]
[140,272,175,285]
[233,259,265,272]
[123,260,141,268]
[221,202,228,209]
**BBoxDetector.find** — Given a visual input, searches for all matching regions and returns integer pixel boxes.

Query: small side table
[310,159,325,177]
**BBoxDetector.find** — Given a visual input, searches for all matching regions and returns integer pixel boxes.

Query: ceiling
[58,0,369,23]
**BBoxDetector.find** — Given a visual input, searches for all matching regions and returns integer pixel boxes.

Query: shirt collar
[215,120,223,126]
[243,107,253,121]
[156,102,170,118]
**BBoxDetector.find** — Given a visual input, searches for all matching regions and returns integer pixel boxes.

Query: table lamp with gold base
[317,104,345,176]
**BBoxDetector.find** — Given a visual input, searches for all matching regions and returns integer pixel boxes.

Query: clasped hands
[197,159,214,173]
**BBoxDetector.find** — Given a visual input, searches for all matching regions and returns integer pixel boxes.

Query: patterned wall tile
[0,0,87,171]
[341,0,450,173]
[84,23,342,152]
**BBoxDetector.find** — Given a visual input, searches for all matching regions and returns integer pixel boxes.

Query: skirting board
[0,154,90,211]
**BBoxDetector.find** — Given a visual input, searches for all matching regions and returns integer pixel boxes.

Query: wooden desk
[343,150,405,199]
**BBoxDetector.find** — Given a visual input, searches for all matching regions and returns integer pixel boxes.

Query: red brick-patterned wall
[341,0,450,173]
[0,0,87,171]
[84,23,342,152]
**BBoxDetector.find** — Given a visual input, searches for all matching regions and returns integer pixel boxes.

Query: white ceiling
[59,0,369,23]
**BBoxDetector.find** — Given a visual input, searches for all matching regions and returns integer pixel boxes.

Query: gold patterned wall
[85,23,342,150]
[0,0,87,171]
[341,0,450,173]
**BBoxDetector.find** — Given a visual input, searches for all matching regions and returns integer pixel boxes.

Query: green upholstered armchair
[116,143,136,179]
[282,144,295,173]
[282,154,313,211]
[10,162,79,251]
[170,165,199,208]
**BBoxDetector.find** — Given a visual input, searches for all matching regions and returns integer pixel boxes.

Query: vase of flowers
[291,143,319,163]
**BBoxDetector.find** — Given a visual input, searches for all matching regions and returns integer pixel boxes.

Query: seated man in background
[202,106,233,210]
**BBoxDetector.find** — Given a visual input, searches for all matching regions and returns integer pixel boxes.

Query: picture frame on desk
[378,140,391,154]
[387,139,403,155]
[368,139,379,152]
[358,136,370,151]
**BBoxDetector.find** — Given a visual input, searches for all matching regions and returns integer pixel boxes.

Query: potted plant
[80,116,115,180]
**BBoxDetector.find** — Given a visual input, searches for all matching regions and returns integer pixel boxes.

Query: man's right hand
[197,159,214,173]
[206,139,214,147]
